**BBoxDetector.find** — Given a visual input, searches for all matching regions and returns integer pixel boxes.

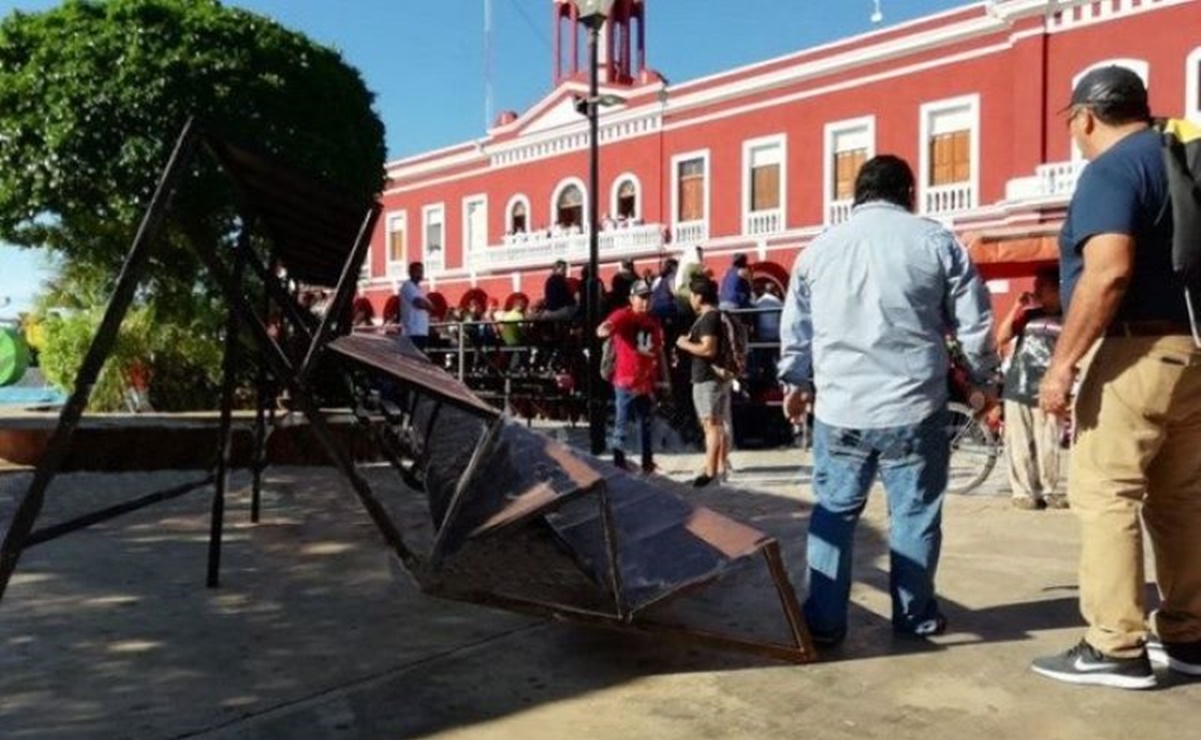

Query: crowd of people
[370,66,1199,690]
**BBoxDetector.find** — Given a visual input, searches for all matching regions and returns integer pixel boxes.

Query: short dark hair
[853,155,915,209]
[1034,266,1061,285]
[732,253,748,268]
[690,276,718,306]
[408,261,424,273]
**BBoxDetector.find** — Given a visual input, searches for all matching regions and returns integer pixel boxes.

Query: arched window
[506,194,530,234]
[554,181,585,228]
[611,174,640,222]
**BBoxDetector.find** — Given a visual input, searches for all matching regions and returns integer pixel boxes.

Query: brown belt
[1105,321,1194,337]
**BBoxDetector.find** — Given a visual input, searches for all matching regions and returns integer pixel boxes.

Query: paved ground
[1,426,1196,740]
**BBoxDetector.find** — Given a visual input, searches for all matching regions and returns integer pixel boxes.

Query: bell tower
[553,0,646,86]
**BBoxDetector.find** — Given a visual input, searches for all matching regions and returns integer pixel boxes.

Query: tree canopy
[0,0,387,408]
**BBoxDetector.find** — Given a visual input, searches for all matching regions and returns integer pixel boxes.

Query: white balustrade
[826,200,853,226]
[1035,160,1087,198]
[1050,0,1161,29]
[673,220,708,246]
[477,223,666,270]
[745,210,783,236]
[923,183,974,215]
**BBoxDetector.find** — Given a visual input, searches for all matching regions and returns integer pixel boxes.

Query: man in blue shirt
[778,155,998,645]
[719,253,752,310]
[1032,66,1201,690]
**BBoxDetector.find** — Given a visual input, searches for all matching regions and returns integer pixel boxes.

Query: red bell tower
[553,0,646,86]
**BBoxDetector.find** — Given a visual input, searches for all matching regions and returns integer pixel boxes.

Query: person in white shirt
[398,261,433,350]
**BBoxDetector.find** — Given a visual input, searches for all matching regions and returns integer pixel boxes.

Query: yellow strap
[1163,117,1201,145]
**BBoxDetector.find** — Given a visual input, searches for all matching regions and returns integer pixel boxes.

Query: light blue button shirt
[777,202,998,429]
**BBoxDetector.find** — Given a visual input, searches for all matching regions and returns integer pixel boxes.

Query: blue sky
[0,0,967,313]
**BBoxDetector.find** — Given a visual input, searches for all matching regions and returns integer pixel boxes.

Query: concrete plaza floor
[1,434,1197,739]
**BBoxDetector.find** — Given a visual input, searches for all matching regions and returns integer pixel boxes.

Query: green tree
[0,0,386,409]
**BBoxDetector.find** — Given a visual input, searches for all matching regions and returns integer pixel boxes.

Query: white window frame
[670,148,711,229]
[609,172,642,223]
[918,93,981,214]
[740,133,787,235]
[422,203,445,275]
[823,116,876,224]
[461,193,488,261]
[1185,48,1200,123]
[505,193,531,234]
[1071,59,1149,160]
[384,210,407,279]
[550,177,588,227]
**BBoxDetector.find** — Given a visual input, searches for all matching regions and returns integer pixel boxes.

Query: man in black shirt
[542,260,576,321]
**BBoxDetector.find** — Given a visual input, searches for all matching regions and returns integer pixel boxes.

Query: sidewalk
[1,436,1195,739]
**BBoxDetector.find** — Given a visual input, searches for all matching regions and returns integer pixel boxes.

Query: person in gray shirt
[777,154,998,645]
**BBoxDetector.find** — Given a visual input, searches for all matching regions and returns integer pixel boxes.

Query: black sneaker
[1031,639,1156,690]
[1147,636,1201,676]
[692,474,714,488]
[612,449,629,471]
[894,613,947,639]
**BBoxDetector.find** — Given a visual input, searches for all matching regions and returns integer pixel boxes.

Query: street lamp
[573,0,616,455]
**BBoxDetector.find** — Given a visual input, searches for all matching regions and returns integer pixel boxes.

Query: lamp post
[573,0,615,455]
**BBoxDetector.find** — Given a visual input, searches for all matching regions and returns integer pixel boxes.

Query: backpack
[599,335,616,382]
[715,311,749,381]
[1158,117,1201,345]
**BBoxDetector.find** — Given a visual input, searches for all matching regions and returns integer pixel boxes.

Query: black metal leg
[207,238,248,589]
[250,373,270,524]
[0,120,200,605]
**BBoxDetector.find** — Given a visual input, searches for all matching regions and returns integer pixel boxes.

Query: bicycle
[945,401,1002,494]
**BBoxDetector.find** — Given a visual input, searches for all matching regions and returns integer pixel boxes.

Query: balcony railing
[673,220,708,246]
[478,223,666,271]
[1035,160,1087,198]
[826,199,853,226]
[745,209,784,236]
[923,183,974,215]
[1005,159,1087,203]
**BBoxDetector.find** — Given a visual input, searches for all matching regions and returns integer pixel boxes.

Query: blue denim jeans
[804,409,950,638]
[611,386,654,468]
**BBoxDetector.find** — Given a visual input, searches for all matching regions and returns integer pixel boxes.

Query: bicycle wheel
[945,401,1000,494]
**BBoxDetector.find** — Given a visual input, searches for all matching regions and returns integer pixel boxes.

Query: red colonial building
[359,0,1201,318]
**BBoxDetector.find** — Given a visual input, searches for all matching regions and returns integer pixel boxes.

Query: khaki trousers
[1004,400,1062,500]
[1070,335,1201,657]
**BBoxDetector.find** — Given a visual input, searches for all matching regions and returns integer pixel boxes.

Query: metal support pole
[586,23,606,456]
[207,233,250,589]
[0,120,200,604]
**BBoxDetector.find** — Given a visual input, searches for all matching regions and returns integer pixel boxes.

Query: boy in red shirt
[597,280,665,473]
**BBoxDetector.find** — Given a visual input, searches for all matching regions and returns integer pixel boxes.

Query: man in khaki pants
[997,268,1064,510]
[1032,66,1201,689]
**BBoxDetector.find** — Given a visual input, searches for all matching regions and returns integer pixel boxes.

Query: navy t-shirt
[1058,128,1181,323]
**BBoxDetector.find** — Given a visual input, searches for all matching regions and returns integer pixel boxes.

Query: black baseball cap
[1065,65,1149,116]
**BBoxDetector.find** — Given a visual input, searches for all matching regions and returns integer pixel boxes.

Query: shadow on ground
[0,443,1109,739]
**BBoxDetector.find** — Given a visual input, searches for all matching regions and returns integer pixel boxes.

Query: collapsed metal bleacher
[0,120,814,663]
